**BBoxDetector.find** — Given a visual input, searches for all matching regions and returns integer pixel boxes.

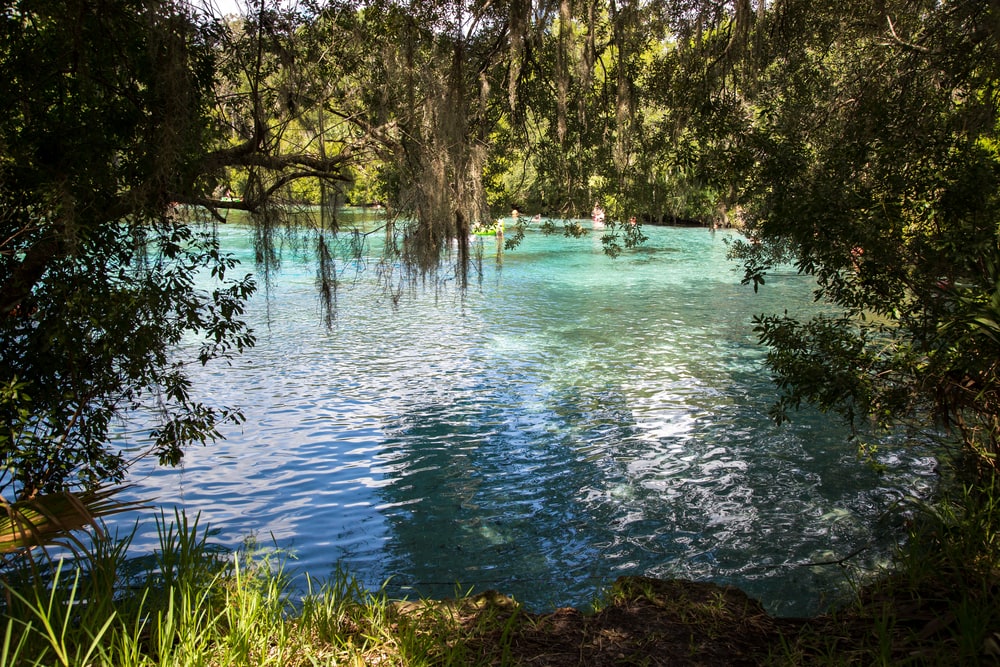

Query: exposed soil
[395,574,1000,665]
[397,576,807,665]
[487,578,801,666]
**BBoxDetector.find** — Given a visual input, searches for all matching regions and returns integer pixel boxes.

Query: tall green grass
[0,509,514,666]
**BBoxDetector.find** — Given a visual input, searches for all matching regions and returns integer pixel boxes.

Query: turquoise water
[116,214,936,616]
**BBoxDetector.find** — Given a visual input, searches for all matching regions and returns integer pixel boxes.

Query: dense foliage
[4,0,1000,509]
[0,0,357,503]
[726,0,1000,467]
[0,0,256,501]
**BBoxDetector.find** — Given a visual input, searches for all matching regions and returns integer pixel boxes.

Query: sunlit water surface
[114,212,937,616]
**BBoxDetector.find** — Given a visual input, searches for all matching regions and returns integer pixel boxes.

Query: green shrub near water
[775,466,1000,666]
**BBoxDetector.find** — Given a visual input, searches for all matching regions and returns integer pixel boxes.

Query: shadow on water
[357,231,934,615]
[109,220,938,617]
[367,343,931,615]
[375,383,640,608]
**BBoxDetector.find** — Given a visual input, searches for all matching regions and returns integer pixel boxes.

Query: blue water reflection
[113,215,937,616]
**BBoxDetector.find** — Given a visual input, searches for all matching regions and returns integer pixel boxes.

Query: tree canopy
[0,0,258,501]
[2,0,999,505]
[728,0,1000,467]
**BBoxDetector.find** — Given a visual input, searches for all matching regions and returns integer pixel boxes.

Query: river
[112,211,937,616]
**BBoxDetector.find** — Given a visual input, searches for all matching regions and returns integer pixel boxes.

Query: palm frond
[0,486,148,554]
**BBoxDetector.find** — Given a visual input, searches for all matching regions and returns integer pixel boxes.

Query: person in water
[592,203,606,226]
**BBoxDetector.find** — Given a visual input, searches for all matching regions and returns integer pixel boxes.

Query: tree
[0,0,388,503]
[0,0,262,501]
[724,0,1000,467]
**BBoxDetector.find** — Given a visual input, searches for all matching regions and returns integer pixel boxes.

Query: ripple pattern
[112,223,937,616]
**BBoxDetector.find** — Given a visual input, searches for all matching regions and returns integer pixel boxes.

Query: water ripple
[112,225,938,616]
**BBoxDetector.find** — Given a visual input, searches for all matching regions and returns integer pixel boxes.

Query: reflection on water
[113,215,937,616]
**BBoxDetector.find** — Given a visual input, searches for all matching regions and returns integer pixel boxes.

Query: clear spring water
[114,212,938,616]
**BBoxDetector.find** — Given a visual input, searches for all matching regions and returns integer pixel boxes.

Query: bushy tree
[726,0,1000,466]
[0,0,260,502]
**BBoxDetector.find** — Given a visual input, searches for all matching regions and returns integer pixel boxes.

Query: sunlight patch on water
[112,221,939,617]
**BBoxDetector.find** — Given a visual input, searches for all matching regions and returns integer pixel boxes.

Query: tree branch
[0,235,62,316]
[885,15,931,54]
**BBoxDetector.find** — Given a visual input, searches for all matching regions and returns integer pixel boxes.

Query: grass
[0,509,518,666]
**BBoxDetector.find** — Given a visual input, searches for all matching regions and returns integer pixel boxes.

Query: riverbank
[1,469,996,666]
[0,568,991,666]
[2,484,997,666]
[399,576,798,665]
[449,564,999,665]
